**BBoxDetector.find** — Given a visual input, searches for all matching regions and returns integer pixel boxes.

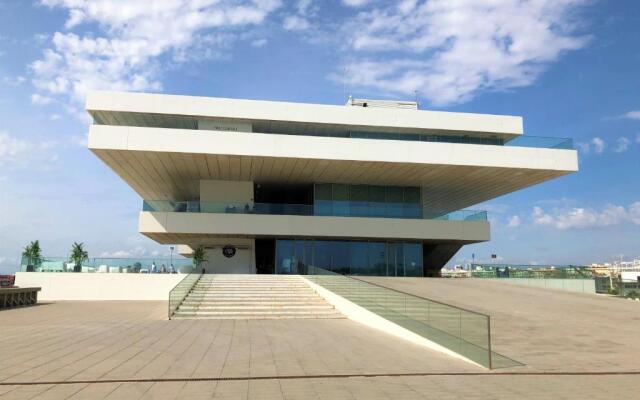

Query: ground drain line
[3,371,640,386]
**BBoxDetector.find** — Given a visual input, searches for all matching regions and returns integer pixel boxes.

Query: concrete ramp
[172,274,344,320]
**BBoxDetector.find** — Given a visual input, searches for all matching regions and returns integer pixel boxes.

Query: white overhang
[86,90,523,139]
[139,211,490,244]
[89,125,578,214]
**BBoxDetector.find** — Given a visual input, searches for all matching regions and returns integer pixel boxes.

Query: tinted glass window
[277,239,422,277]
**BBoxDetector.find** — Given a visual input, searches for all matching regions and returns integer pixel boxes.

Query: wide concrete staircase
[172,274,344,320]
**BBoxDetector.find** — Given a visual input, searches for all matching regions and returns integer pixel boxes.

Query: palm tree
[192,245,208,273]
[22,240,43,272]
[70,242,89,273]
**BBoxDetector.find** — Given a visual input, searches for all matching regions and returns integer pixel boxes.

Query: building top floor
[86,90,524,142]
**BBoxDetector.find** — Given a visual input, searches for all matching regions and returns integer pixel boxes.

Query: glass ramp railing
[306,266,522,369]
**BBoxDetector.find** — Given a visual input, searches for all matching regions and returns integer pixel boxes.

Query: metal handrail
[168,271,202,319]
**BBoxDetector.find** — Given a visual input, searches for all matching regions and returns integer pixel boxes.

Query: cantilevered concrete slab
[139,211,490,244]
[86,90,524,139]
[89,125,577,214]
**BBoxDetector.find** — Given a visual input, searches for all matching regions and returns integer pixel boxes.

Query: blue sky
[0,0,639,273]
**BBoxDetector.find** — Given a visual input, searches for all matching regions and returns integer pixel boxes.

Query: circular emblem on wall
[222,245,236,258]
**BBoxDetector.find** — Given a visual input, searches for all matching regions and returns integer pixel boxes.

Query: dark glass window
[368,242,387,275]
[332,241,350,275]
[332,184,350,216]
[293,240,307,275]
[387,242,404,276]
[350,242,369,275]
[313,240,332,270]
[276,239,422,277]
[404,243,423,277]
[314,184,332,201]
[404,187,421,203]
[385,186,404,203]
[312,183,422,219]
[350,185,368,216]
[276,240,294,274]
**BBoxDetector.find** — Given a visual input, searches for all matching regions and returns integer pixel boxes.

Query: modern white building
[87,91,578,276]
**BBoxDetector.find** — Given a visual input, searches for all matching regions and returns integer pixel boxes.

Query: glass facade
[314,184,422,218]
[275,239,423,277]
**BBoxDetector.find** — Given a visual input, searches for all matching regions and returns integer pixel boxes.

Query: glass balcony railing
[142,200,488,222]
[504,136,573,150]
[434,210,488,221]
[305,266,522,369]
[20,256,195,273]
[269,131,573,149]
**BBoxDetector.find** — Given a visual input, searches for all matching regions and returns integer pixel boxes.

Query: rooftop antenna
[414,89,420,109]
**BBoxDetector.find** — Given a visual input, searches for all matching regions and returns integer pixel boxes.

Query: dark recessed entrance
[255,238,276,274]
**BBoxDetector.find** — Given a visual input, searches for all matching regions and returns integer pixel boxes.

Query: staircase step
[192,286,310,289]
[181,300,328,306]
[171,274,342,320]
[171,314,344,320]
[187,292,317,299]
[193,287,312,290]
[178,305,335,311]
[173,310,343,317]
[191,287,313,293]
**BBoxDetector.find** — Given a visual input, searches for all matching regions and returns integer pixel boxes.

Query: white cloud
[0,131,81,169]
[31,93,54,105]
[532,203,640,230]
[578,136,634,155]
[99,246,153,258]
[32,0,282,109]
[576,141,590,154]
[33,33,49,44]
[2,75,26,86]
[0,132,29,167]
[295,0,313,15]
[335,0,590,105]
[591,137,605,154]
[623,110,640,120]
[630,202,640,225]
[282,0,316,31]
[49,114,62,121]
[283,15,310,31]
[251,38,268,47]
[68,134,88,147]
[614,137,630,153]
[577,137,606,155]
[507,215,521,228]
[342,0,371,7]
[532,206,554,226]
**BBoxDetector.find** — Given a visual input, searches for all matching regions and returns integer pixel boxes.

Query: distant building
[87,91,577,276]
[590,259,640,275]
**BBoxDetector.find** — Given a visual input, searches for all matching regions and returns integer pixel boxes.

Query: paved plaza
[362,277,640,373]
[1,279,639,399]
